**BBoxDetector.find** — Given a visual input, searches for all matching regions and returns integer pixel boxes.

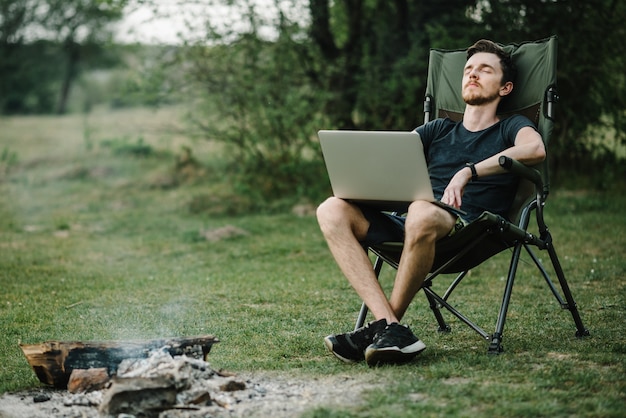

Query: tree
[177,0,483,201]
[470,0,626,176]
[309,0,480,130]
[178,1,332,201]
[39,0,129,114]
[0,0,42,113]
[0,0,38,43]
[0,0,131,114]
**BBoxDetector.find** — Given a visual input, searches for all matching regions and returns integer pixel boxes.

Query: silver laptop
[318,130,435,211]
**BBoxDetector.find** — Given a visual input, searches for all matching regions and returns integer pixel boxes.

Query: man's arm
[441,126,546,209]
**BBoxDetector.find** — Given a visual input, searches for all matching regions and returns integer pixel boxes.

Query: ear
[499,81,514,97]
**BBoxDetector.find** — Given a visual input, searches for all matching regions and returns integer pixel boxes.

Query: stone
[99,376,177,418]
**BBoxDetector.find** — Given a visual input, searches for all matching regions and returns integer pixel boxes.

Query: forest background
[1,0,625,206]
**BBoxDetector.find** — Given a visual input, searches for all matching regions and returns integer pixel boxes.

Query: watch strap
[466,162,478,182]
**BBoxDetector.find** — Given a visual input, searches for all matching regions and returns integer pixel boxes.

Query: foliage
[0,0,39,43]
[174,0,483,201]
[0,0,130,114]
[309,0,481,129]
[467,0,626,172]
[178,3,331,202]
[0,0,47,113]
[0,40,61,113]
[108,47,180,108]
[42,0,131,113]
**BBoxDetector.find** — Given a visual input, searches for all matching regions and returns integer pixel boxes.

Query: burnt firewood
[68,368,109,393]
[19,335,219,389]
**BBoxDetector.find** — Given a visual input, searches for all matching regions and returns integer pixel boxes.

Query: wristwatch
[466,162,478,182]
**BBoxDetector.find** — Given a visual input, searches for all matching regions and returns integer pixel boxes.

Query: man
[316,40,546,367]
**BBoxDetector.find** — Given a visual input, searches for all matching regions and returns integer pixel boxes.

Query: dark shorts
[357,203,468,248]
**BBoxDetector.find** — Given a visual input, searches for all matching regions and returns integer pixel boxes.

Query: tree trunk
[56,39,80,114]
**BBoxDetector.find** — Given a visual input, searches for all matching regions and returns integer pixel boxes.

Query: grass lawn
[1,107,625,417]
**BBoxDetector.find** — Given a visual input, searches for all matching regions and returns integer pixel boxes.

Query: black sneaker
[324,319,388,363]
[364,323,426,366]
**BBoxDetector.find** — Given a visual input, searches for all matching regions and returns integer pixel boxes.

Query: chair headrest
[426,36,558,119]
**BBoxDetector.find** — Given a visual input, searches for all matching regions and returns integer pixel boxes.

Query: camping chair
[355,36,589,354]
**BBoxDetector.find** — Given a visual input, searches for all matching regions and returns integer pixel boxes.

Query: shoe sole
[364,340,426,366]
[324,335,361,364]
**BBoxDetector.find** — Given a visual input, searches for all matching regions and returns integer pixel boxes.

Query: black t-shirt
[415,115,537,221]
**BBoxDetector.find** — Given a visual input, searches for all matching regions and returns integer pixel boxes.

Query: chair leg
[354,302,368,331]
[423,286,491,340]
[544,240,590,338]
[489,238,590,354]
[423,285,451,333]
[525,237,589,338]
[489,242,524,354]
[524,244,567,305]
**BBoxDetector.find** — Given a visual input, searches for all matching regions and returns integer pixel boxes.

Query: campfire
[17,335,256,417]
[7,335,378,417]
[19,335,218,389]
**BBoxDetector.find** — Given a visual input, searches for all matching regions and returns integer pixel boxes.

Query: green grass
[1,107,625,417]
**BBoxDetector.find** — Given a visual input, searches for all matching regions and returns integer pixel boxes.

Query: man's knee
[317,197,348,229]
[317,197,339,220]
[406,200,439,222]
[316,197,367,239]
[404,201,443,243]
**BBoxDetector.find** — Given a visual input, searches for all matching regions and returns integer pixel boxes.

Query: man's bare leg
[316,197,398,323]
[360,201,456,366]
[388,201,457,320]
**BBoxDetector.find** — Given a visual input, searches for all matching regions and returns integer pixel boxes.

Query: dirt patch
[0,371,379,418]
[200,225,249,242]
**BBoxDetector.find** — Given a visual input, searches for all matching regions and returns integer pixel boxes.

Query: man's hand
[440,166,473,209]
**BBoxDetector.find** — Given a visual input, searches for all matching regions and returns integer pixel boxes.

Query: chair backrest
[424,37,558,223]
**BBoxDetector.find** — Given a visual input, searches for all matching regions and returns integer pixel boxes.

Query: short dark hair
[467,39,516,85]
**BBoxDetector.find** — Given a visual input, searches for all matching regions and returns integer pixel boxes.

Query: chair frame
[354,37,590,354]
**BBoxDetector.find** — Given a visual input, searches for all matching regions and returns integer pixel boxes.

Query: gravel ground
[0,371,380,418]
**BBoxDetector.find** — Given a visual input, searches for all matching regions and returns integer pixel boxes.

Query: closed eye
[464,64,495,75]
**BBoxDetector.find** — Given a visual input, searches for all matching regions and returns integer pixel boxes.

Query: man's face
[462,52,505,106]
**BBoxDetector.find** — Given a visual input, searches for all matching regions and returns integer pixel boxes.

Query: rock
[99,376,177,418]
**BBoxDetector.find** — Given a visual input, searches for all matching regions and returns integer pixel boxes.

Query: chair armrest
[499,156,543,190]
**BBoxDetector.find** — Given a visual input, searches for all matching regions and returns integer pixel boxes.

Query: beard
[462,88,500,106]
